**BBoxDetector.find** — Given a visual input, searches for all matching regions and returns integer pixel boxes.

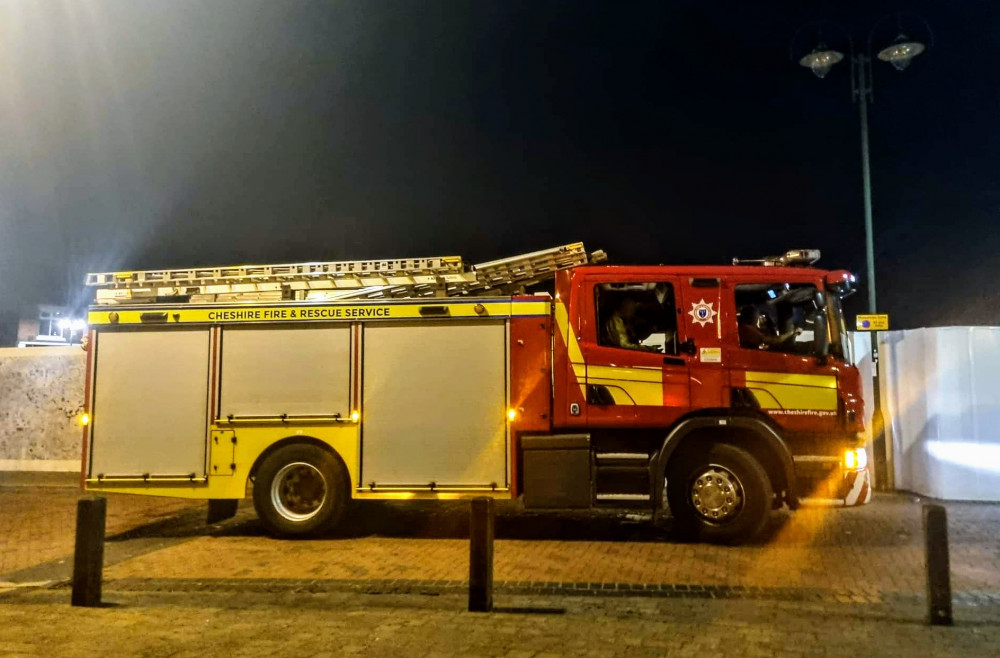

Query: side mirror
[679,338,697,356]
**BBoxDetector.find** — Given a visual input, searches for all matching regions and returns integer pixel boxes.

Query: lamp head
[799,43,845,79]
[877,34,926,71]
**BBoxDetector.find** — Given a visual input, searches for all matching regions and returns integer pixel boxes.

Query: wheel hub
[690,465,743,523]
[271,462,327,522]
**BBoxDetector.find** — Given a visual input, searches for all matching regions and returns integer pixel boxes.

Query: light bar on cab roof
[732,249,821,267]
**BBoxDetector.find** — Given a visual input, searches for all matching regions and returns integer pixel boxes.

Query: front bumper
[794,458,873,507]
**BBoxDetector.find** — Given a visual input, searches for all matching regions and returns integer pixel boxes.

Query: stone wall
[0,347,85,470]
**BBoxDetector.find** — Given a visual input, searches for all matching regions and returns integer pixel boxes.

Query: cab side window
[735,282,826,356]
[596,282,678,355]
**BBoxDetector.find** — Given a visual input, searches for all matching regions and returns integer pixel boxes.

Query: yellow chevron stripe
[587,384,638,405]
[586,365,661,383]
[554,301,584,363]
[745,371,837,389]
[586,378,662,406]
[555,301,587,397]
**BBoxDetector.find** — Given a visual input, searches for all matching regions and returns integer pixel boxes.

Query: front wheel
[666,443,773,544]
[252,443,349,537]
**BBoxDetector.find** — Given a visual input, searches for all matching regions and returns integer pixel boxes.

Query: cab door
[577,274,691,428]
[725,278,841,433]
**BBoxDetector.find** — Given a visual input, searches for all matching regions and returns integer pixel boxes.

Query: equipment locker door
[89,329,211,478]
[360,320,508,488]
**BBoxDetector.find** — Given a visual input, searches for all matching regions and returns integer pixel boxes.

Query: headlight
[844,448,867,471]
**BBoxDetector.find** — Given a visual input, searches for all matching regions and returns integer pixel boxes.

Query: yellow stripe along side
[88,300,551,326]
[745,371,838,411]
[84,422,510,501]
[85,423,360,499]
[585,365,662,406]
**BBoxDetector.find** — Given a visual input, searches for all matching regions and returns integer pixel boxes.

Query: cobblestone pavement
[1,487,999,655]
[0,588,997,657]
[91,494,1000,601]
[0,484,200,577]
[3,489,999,602]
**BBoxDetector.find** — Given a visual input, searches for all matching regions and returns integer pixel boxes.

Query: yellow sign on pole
[856,314,889,331]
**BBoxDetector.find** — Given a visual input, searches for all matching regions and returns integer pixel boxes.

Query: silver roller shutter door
[361,321,508,487]
[90,329,210,477]
[220,325,351,419]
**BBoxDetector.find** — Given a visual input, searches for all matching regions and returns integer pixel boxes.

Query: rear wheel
[666,443,772,544]
[253,443,348,537]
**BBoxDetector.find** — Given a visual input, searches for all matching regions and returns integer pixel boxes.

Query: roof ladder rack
[86,242,607,305]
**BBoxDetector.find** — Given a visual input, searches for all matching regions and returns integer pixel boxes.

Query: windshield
[827,293,853,365]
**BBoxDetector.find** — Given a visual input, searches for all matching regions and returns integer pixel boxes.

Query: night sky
[0,1,995,330]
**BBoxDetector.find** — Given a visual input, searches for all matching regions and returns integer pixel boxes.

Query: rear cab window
[595,282,678,355]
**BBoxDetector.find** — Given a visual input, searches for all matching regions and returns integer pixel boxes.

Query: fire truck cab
[527,256,867,542]
[81,245,869,544]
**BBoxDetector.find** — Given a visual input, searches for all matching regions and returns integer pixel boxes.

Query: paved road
[1,587,998,657]
[1,485,998,655]
[85,494,1000,601]
[0,484,199,578]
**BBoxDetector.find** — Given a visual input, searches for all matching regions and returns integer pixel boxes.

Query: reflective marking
[88,300,549,326]
[554,302,584,363]
[797,498,847,507]
[745,371,837,388]
[746,371,838,411]
[587,378,661,405]
[555,301,587,397]
[596,493,650,501]
[586,365,660,382]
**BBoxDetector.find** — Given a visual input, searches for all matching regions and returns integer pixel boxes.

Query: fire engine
[80,243,870,544]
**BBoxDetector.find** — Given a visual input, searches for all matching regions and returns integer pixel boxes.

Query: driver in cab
[738,305,800,350]
[605,298,662,352]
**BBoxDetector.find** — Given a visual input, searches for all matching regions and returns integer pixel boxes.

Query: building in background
[13,304,87,348]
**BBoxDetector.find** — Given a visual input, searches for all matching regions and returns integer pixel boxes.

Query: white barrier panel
[878,327,1000,501]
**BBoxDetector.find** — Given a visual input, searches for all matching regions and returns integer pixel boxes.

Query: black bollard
[72,497,107,607]
[923,504,953,626]
[468,497,495,612]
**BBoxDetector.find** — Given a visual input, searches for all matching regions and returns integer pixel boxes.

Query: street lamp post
[793,14,934,491]
[855,53,876,315]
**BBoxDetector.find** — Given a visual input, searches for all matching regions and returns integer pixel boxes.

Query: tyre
[666,442,773,544]
[252,443,349,537]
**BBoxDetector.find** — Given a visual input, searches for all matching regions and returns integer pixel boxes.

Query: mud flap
[207,499,239,524]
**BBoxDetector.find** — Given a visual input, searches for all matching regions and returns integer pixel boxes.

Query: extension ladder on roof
[86,242,607,305]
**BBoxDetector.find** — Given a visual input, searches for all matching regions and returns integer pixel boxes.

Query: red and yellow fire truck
[80,243,869,544]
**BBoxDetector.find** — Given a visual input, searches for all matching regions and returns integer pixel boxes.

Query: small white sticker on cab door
[699,347,722,363]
